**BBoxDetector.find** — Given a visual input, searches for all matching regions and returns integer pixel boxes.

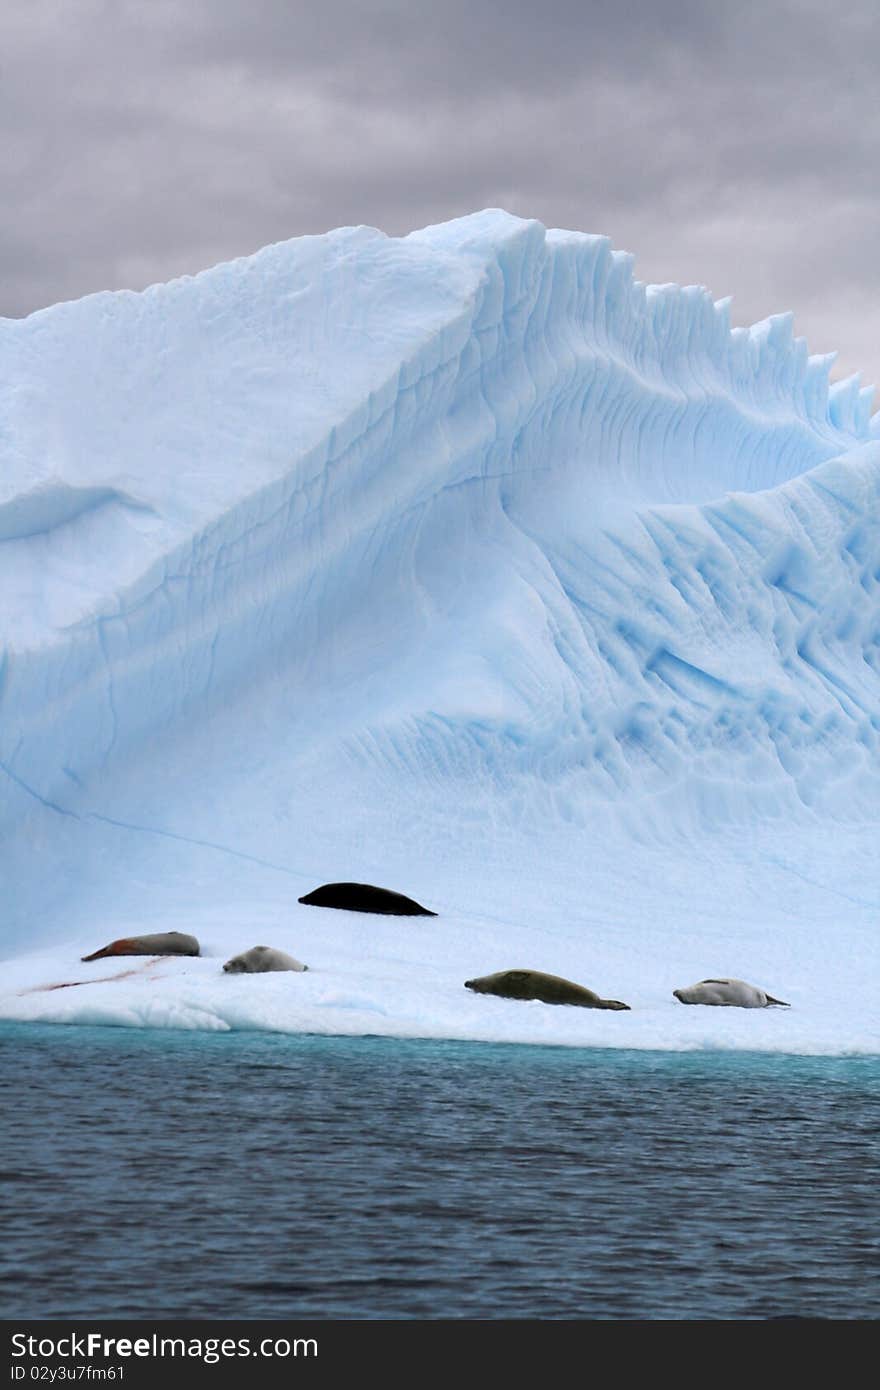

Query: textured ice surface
[1,210,878,1052]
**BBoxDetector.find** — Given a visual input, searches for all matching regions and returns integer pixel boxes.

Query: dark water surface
[1,1023,877,1320]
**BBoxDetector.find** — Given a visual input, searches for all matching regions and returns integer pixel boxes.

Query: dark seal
[465,969,630,1010]
[298,883,436,916]
[81,931,200,963]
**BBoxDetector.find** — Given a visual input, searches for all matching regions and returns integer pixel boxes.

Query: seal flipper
[764,994,790,1006]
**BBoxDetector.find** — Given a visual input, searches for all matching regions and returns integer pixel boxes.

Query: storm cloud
[2,0,877,390]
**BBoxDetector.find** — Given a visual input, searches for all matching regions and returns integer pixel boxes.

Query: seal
[81,931,200,963]
[298,882,436,916]
[465,969,630,1010]
[223,946,308,974]
[673,978,789,1007]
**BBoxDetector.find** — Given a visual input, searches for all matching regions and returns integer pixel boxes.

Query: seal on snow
[465,969,630,1010]
[223,946,308,974]
[673,978,789,1007]
[298,882,436,916]
[81,931,200,963]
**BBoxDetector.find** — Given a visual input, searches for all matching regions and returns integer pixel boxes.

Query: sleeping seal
[673,978,789,1007]
[298,882,436,916]
[82,931,200,962]
[223,946,308,974]
[465,969,630,1010]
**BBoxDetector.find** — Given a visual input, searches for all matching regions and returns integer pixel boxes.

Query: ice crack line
[85,812,308,880]
[765,855,880,909]
[0,760,79,819]
[0,762,307,880]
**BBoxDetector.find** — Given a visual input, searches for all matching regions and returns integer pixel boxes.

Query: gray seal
[223,946,308,974]
[465,969,630,1010]
[82,931,200,963]
[673,978,789,1007]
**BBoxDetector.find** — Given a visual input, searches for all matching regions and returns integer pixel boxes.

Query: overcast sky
[3,0,877,395]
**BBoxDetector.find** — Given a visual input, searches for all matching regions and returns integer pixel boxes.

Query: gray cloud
[2,0,877,395]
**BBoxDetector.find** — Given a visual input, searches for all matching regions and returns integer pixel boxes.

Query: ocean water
[1,1023,877,1321]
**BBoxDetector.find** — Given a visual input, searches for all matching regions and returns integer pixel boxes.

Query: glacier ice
[1,209,878,1053]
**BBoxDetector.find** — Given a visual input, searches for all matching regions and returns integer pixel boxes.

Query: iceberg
[1,209,878,1052]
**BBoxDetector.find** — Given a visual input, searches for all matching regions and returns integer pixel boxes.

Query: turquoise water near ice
[1,1024,877,1320]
